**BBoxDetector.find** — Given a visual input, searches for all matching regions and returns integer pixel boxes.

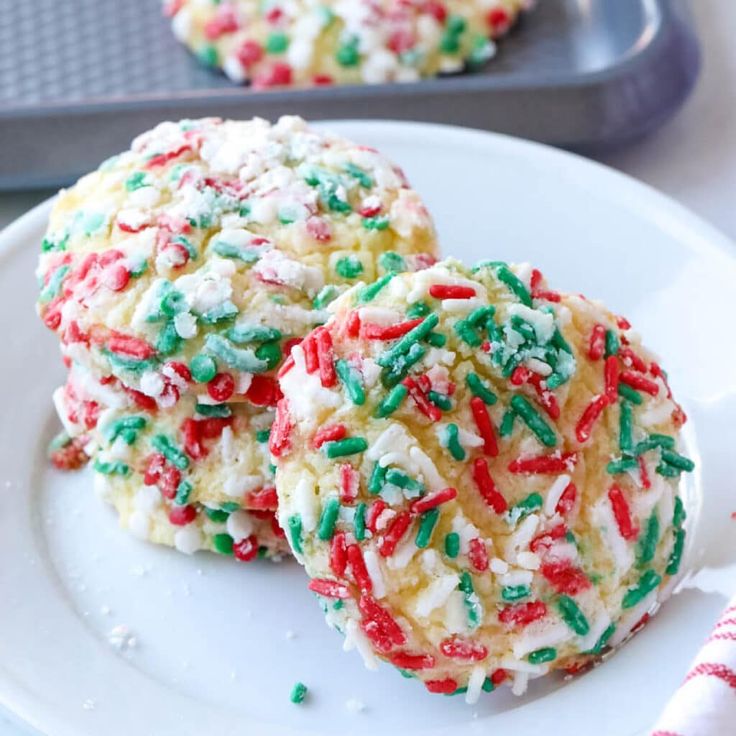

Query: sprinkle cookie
[36,115,438,556]
[165,0,534,88]
[274,259,693,698]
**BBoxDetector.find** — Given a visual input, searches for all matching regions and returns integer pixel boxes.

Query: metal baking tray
[0,0,700,190]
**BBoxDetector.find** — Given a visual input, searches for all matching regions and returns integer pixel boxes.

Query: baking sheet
[0,0,700,189]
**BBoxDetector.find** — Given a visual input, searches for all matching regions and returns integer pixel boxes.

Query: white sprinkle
[465,666,486,705]
[293,476,319,532]
[174,525,201,555]
[345,697,366,714]
[226,511,255,542]
[490,557,509,574]
[544,474,571,516]
[343,619,379,670]
[108,625,137,652]
[363,548,386,599]
[413,573,460,618]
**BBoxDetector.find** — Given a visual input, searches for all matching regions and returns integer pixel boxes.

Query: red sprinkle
[378,511,412,557]
[330,531,348,577]
[312,423,347,449]
[440,637,489,662]
[638,456,652,490]
[306,215,332,242]
[245,486,278,511]
[425,678,458,694]
[499,601,548,627]
[619,347,647,373]
[608,485,639,541]
[470,396,499,457]
[410,487,457,514]
[269,398,293,458]
[491,669,508,686]
[358,595,405,652]
[365,499,388,534]
[540,560,591,595]
[530,523,568,554]
[169,504,197,526]
[508,452,578,475]
[315,328,337,388]
[345,310,361,338]
[123,385,158,411]
[146,144,191,169]
[388,652,436,670]
[347,544,373,595]
[468,538,489,572]
[620,370,660,397]
[556,482,578,516]
[181,418,207,460]
[604,356,620,401]
[234,535,259,562]
[308,578,350,599]
[575,395,610,443]
[143,453,166,486]
[472,458,507,514]
[159,465,182,499]
[49,437,89,471]
[207,372,235,402]
[244,375,282,406]
[107,332,156,359]
[530,268,561,302]
[588,324,607,360]
[362,318,423,340]
[428,284,476,300]
[339,464,360,504]
[302,334,318,374]
[403,377,441,422]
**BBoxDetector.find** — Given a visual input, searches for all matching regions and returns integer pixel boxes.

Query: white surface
[1,120,736,736]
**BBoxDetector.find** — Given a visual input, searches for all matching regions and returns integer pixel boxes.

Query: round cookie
[37,115,438,556]
[165,0,534,88]
[274,258,693,698]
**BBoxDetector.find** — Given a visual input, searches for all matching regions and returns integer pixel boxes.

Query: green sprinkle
[156,321,182,356]
[406,301,430,319]
[588,623,616,655]
[213,533,234,555]
[335,359,366,405]
[377,313,438,367]
[335,255,364,279]
[362,216,390,231]
[444,423,466,461]
[528,647,557,664]
[619,401,633,455]
[195,403,231,418]
[125,171,148,191]
[459,572,480,630]
[466,373,497,405]
[622,569,662,609]
[673,496,686,528]
[426,332,446,348]
[313,284,339,309]
[495,265,532,306]
[454,319,482,348]
[151,434,189,470]
[379,252,406,273]
[39,264,70,303]
[174,480,192,505]
[255,340,282,371]
[47,430,72,453]
[197,44,218,67]
[499,410,516,437]
[510,492,543,519]
[606,457,639,474]
[255,429,270,443]
[41,233,69,252]
[336,40,360,67]
[198,301,239,325]
[375,384,408,418]
[445,532,460,558]
[344,162,373,188]
[656,463,682,478]
[212,239,261,263]
[557,596,590,636]
[510,395,557,447]
[317,497,340,540]
[103,350,157,374]
[416,509,440,549]
[604,329,619,358]
[354,502,367,541]
[266,31,289,53]
[190,354,217,383]
[289,682,308,704]
[221,502,240,513]
[666,528,686,576]
[427,390,452,411]
[205,508,229,523]
[385,468,424,494]
[501,585,531,602]
[660,449,695,472]
[323,437,368,458]
[368,462,387,494]
[93,459,130,476]
[288,515,303,554]
[482,677,495,693]
[105,416,147,445]
[160,289,186,317]
[380,343,426,388]
[637,512,660,568]
[226,324,281,344]
[130,259,148,278]
[204,334,267,373]
[618,383,643,405]
[510,315,536,343]
[358,273,394,303]
[635,433,676,455]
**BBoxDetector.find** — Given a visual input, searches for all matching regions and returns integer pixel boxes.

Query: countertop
[1,1,734,733]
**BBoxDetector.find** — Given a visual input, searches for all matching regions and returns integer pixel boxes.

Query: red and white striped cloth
[652,595,736,736]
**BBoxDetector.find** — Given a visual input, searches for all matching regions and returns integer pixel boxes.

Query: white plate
[2,121,736,736]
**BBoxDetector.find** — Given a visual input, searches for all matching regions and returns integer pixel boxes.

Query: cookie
[37,115,438,555]
[274,258,693,698]
[166,0,534,88]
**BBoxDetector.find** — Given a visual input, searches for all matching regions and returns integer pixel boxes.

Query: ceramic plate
[1,121,736,736]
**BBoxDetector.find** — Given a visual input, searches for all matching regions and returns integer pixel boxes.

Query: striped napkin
[652,595,736,736]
